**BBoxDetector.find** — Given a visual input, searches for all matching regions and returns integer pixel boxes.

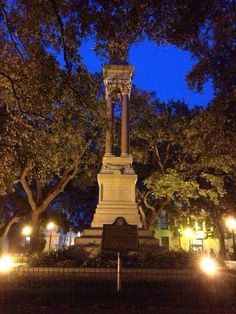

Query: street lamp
[200,256,218,276]
[183,227,194,251]
[225,216,236,258]
[22,226,32,255]
[46,222,55,251]
[0,255,15,273]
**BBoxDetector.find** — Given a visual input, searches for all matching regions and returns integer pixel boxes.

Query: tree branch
[138,204,148,230]
[154,146,164,173]
[37,140,91,214]
[163,142,171,166]
[2,8,25,61]
[159,195,171,212]
[19,160,36,211]
[0,72,24,113]
[143,190,156,212]
[50,0,71,73]
[33,168,42,205]
[144,192,171,230]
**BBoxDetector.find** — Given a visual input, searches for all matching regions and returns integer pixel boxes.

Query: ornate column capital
[103,64,134,98]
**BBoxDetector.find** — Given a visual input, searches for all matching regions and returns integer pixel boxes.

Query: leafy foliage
[44,247,198,269]
[89,0,235,96]
[129,88,235,257]
[28,247,88,267]
[0,1,106,251]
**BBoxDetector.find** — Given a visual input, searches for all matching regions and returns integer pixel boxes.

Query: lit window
[161,237,169,248]
[159,217,168,229]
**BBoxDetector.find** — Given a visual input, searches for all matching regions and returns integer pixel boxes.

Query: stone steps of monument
[96,203,138,212]
[81,228,153,238]
[75,235,158,246]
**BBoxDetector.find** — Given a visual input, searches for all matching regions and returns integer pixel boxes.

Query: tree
[130,88,236,257]
[181,98,236,257]
[129,89,196,229]
[0,2,106,250]
[88,0,235,97]
[0,190,30,254]
[2,1,233,96]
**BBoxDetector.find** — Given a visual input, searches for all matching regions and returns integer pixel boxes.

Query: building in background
[154,215,219,255]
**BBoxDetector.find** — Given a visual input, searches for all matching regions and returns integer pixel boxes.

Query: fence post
[117,251,121,292]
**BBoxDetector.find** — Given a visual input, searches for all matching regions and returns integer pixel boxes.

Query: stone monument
[92,64,142,228]
[75,64,158,252]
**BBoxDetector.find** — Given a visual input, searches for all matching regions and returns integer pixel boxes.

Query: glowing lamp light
[22,226,32,236]
[200,257,218,276]
[225,217,236,232]
[183,227,194,239]
[47,222,55,231]
[0,255,14,273]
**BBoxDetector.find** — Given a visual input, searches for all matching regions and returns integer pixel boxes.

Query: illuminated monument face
[91,64,142,228]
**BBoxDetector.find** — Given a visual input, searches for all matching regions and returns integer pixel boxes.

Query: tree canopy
[129,88,236,256]
[0,1,106,251]
[1,0,234,96]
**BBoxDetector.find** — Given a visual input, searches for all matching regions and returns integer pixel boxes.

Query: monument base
[92,155,142,228]
[75,228,159,257]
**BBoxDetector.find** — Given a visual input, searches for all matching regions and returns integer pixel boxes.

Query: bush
[28,246,198,269]
[84,251,117,268]
[28,246,88,267]
[83,249,197,269]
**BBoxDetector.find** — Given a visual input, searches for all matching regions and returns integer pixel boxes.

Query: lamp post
[225,216,236,258]
[47,222,55,251]
[22,226,32,255]
[183,227,194,251]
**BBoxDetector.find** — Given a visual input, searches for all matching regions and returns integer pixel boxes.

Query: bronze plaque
[101,217,139,252]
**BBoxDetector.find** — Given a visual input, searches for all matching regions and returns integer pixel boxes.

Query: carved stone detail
[103,65,134,97]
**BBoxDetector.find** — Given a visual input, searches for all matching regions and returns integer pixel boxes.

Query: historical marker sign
[102,217,139,252]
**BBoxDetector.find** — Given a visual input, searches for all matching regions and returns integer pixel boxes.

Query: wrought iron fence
[0,267,235,309]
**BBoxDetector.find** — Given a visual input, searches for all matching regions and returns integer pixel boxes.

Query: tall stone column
[105,94,113,155]
[121,93,129,156]
[91,64,142,228]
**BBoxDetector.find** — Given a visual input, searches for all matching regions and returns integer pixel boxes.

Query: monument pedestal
[92,155,142,228]
[75,155,158,255]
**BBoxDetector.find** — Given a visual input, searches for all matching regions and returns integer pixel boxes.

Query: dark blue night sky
[80,39,213,108]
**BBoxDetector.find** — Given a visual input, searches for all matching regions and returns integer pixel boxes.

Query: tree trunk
[138,205,148,230]
[147,210,158,231]
[146,196,171,231]
[31,210,40,236]
[30,210,45,253]
[0,219,17,254]
[215,220,226,260]
[0,235,5,254]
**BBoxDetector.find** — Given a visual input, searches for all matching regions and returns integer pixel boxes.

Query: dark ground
[1,289,236,314]
[2,302,236,314]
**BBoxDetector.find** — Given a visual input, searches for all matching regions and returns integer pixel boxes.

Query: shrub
[84,251,117,268]
[28,246,88,267]
[121,249,197,269]
[28,246,198,269]
[83,249,197,269]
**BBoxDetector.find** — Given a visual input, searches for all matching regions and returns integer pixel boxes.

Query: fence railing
[0,267,235,308]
